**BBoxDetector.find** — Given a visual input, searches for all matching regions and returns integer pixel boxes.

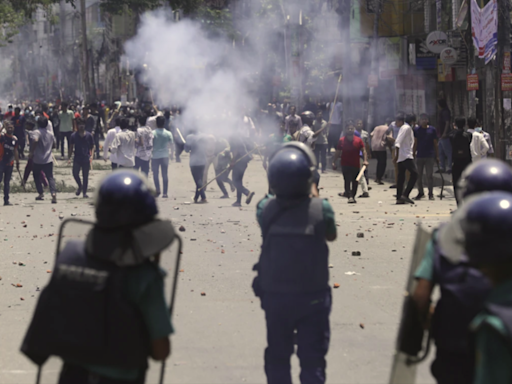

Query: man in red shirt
[332,123,368,203]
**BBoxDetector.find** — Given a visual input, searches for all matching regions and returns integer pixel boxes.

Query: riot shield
[31,218,182,384]
[388,224,432,384]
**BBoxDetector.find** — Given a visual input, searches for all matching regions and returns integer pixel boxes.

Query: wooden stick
[356,165,367,182]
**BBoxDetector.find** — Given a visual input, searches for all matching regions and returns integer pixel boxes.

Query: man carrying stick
[332,122,368,204]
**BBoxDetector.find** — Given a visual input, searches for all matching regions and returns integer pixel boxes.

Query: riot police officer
[253,142,337,384]
[462,191,512,384]
[21,170,176,384]
[412,159,512,384]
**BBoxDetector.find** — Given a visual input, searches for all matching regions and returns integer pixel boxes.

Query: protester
[68,117,94,198]
[49,106,60,152]
[152,116,173,198]
[134,115,154,177]
[284,106,302,137]
[185,130,208,204]
[213,137,234,198]
[394,113,418,204]
[312,110,329,173]
[59,102,75,160]
[413,113,438,200]
[437,99,452,174]
[467,116,490,162]
[449,116,472,205]
[11,107,26,159]
[0,121,19,206]
[29,116,57,203]
[332,123,368,204]
[229,133,255,207]
[371,118,392,185]
[103,117,122,170]
[110,118,136,169]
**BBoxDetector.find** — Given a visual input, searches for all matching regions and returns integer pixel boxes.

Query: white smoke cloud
[124,11,257,136]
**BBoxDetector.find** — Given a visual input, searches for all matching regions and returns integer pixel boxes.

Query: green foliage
[167,0,204,15]
[100,0,162,15]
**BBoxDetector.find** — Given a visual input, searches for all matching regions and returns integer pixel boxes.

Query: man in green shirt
[59,102,75,159]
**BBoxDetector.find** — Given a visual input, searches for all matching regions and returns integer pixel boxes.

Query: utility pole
[366,0,382,132]
[497,0,511,160]
[339,0,352,128]
[80,0,92,103]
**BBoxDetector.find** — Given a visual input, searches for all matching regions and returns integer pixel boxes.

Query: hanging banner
[467,74,479,91]
[502,74,512,92]
[436,0,442,29]
[504,52,511,73]
[471,0,498,64]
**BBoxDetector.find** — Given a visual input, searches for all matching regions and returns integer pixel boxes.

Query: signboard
[426,31,448,54]
[415,39,437,69]
[502,73,512,91]
[504,52,511,73]
[378,38,405,80]
[438,59,454,82]
[467,74,479,91]
[471,0,498,64]
[395,75,426,115]
[440,48,458,65]
[368,74,379,88]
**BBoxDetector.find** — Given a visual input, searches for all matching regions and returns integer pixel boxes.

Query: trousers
[60,131,72,157]
[452,159,472,205]
[438,138,452,172]
[373,150,387,181]
[397,159,418,199]
[416,157,435,196]
[152,157,169,195]
[0,162,13,203]
[72,160,90,195]
[33,162,56,195]
[191,165,206,201]
[134,157,150,177]
[314,144,328,172]
[232,160,250,203]
[431,349,474,384]
[262,289,331,384]
[341,166,359,198]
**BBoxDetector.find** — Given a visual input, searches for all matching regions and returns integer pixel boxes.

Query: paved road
[0,153,458,384]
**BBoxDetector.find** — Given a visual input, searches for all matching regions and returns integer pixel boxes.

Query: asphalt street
[0,153,457,384]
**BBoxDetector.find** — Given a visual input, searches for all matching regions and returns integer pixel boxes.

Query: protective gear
[268,142,316,198]
[462,191,512,266]
[21,240,150,368]
[431,227,492,353]
[300,111,315,126]
[95,170,158,229]
[457,159,512,202]
[256,197,329,294]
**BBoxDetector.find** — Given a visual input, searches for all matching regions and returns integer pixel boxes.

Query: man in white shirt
[467,116,489,162]
[284,106,302,136]
[394,113,418,205]
[134,115,154,177]
[327,100,342,152]
[110,118,136,168]
[103,117,121,170]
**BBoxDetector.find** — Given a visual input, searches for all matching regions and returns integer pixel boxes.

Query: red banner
[502,73,512,91]
[467,74,479,91]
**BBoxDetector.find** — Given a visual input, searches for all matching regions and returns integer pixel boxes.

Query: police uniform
[254,195,336,384]
[21,171,177,384]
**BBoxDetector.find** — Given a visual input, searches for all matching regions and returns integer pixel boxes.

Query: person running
[134,115,154,177]
[214,136,234,198]
[68,117,94,198]
[59,102,75,160]
[152,116,173,198]
[413,113,438,200]
[0,121,19,206]
[29,117,57,203]
[332,123,368,203]
[229,133,255,207]
[185,130,208,204]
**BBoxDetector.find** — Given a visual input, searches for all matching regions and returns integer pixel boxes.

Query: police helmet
[95,170,157,228]
[268,142,317,198]
[462,191,512,266]
[457,159,512,202]
[300,111,315,126]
